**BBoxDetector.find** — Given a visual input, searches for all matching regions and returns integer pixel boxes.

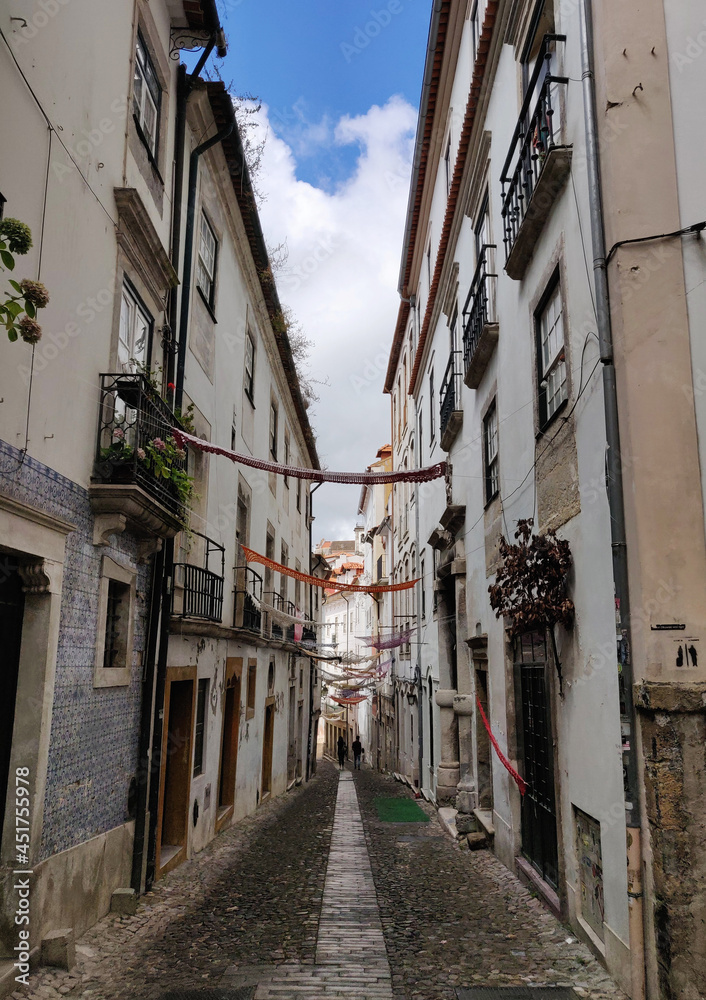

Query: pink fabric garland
[171,428,447,485]
[475,694,528,797]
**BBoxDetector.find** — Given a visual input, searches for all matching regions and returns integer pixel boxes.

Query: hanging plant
[0,219,51,344]
[488,518,574,636]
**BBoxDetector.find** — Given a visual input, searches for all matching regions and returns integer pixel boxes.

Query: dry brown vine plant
[488,518,574,637]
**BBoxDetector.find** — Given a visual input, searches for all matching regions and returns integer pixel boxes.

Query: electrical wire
[605,220,706,266]
[0,27,118,229]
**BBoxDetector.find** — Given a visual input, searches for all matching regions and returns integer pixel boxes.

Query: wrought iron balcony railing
[462,244,498,384]
[94,373,187,519]
[500,35,568,265]
[173,532,225,622]
[234,565,263,633]
[440,351,462,441]
[264,590,285,639]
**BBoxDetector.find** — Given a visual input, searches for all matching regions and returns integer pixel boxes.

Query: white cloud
[254,95,417,541]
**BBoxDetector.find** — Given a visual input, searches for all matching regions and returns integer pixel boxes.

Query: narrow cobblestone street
[16,763,625,1000]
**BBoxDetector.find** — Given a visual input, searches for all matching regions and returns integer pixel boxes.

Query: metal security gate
[516,631,558,888]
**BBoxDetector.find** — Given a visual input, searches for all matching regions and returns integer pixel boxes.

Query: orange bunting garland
[242,546,418,593]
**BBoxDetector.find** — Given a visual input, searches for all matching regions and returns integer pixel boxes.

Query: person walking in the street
[337,734,346,769]
[352,735,363,770]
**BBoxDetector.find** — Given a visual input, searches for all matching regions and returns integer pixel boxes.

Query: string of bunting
[171,428,447,485]
[242,546,418,593]
[475,694,527,797]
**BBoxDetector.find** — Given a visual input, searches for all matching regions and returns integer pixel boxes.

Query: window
[236,481,250,548]
[269,402,278,460]
[284,433,290,488]
[420,554,426,619]
[95,556,136,688]
[444,135,452,195]
[103,580,129,669]
[280,540,289,600]
[418,409,423,457]
[244,331,255,402]
[429,369,435,441]
[231,406,237,451]
[193,678,208,777]
[246,660,257,719]
[484,400,499,503]
[296,476,302,513]
[537,279,567,426]
[196,212,217,307]
[426,239,432,289]
[133,32,160,157]
[118,282,151,371]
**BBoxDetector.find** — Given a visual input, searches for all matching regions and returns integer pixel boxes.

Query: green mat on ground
[374,796,430,823]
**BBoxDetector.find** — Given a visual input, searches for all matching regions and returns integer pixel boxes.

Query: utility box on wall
[575,806,604,941]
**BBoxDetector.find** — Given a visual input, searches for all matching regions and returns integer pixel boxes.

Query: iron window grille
[103,579,128,668]
[462,244,497,372]
[536,277,567,427]
[483,401,499,503]
[439,351,462,439]
[500,35,568,261]
[94,372,188,518]
[193,678,208,776]
[133,32,160,158]
[196,212,217,307]
[173,531,225,622]
[235,565,263,633]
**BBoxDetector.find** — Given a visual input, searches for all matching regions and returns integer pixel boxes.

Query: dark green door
[0,557,25,835]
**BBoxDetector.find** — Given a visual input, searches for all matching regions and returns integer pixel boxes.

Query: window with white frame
[244,330,255,402]
[284,432,290,488]
[118,282,151,371]
[536,278,567,426]
[429,369,435,441]
[444,134,452,195]
[197,212,217,307]
[483,400,499,503]
[133,32,160,157]
[269,401,278,460]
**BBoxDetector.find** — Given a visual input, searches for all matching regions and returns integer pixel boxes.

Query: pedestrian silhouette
[337,735,346,769]
[352,735,363,770]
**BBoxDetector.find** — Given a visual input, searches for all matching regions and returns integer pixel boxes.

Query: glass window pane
[119,293,132,369]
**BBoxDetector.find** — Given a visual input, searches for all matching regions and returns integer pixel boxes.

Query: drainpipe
[140,25,227,890]
[175,115,235,411]
[578,3,645,996]
[166,38,216,387]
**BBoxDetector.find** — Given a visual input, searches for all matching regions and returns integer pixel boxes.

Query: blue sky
[215,0,431,187]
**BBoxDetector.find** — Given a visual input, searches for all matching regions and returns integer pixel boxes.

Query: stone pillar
[635,682,706,999]
[451,541,475,814]
[434,688,460,802]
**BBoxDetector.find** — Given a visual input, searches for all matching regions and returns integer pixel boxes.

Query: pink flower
[113,427,125,440]
[175,448,186,460]
[151,437,166,452]
[137,448,146,461]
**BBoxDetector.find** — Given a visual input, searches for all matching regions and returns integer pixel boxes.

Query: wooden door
[217,675,241,827]
[158,674,195,874]
[261,700,274,797]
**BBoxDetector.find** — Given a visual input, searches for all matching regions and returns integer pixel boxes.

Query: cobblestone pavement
[14,761,626,1000]
[354,768,626,1000]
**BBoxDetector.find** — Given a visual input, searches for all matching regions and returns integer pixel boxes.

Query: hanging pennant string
[242,545,418,593]
[475,694,528,797]
[171,428,447,484]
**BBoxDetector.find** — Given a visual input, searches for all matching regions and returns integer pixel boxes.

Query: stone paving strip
[244,771,394,1000]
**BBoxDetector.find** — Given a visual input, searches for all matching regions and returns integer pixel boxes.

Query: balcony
[173,532,225,622]
[302,625,317,644]
[264,590,285,640]
[90,373,188,540]
[439,352,463,451]
[463,245,499,389]
[234,565,263,633]
[500,35,570,280]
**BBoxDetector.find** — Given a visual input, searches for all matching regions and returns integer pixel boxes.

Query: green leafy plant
[140,435,193,509]
[0,219,51,343]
